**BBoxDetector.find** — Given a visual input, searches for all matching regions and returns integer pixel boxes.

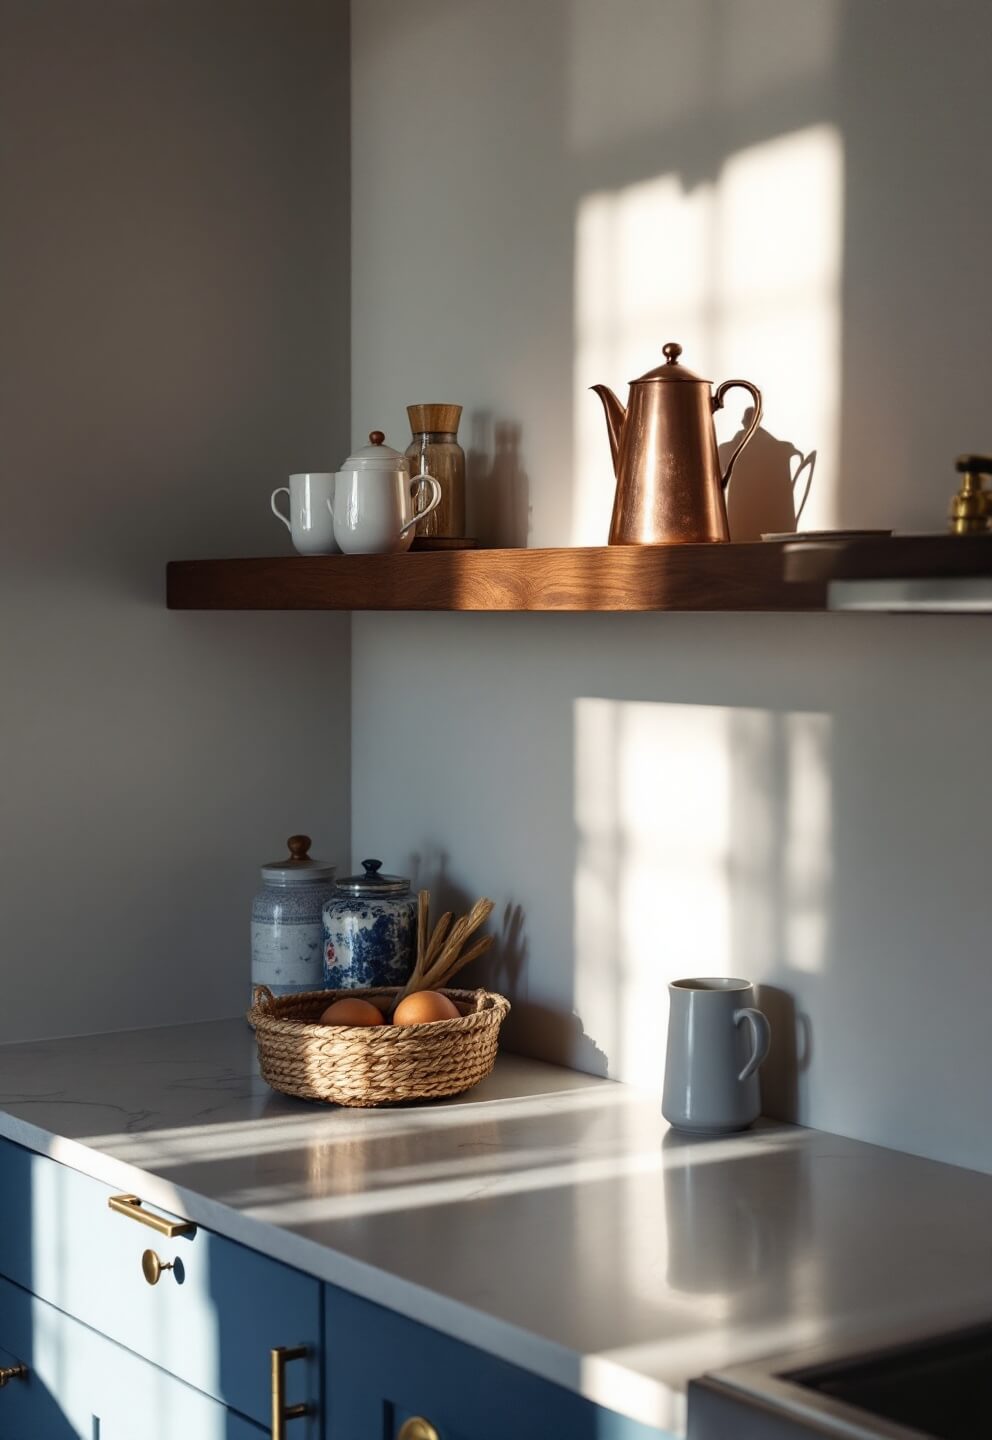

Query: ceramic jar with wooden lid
[406,403,466,539]
[250,835,337,1000]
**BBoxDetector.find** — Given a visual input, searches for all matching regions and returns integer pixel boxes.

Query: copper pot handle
[713,379,763,490]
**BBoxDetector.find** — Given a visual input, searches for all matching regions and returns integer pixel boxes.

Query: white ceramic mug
[271,473,339,555]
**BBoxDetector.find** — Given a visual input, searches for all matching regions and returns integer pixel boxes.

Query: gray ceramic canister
[323,859,417,989]
[250,835,337,1000]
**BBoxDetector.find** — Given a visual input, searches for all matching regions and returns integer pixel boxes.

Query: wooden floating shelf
[167,537,992,613]
[166,545,826,613]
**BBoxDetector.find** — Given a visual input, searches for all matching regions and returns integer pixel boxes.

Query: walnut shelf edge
[165,546,824,612]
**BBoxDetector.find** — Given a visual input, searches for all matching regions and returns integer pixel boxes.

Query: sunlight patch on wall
[573,699,832,1089]
[781,710,832,973]
[574,124,843,543]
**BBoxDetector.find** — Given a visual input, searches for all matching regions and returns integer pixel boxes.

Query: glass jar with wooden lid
[405,403,465,539]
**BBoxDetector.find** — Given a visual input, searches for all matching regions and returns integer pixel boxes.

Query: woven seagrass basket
[248,985,510,1107]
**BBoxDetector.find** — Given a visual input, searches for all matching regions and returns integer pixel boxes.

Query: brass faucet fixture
[949,454,992,534]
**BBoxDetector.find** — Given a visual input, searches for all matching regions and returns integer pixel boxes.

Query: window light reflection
[574,699,832,1090]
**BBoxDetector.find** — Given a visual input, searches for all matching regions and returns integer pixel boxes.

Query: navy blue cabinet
[0,1138,319,1437]
[0,1136,668,1440]
[324,1287,665,1440]
[0,1274,266,1439]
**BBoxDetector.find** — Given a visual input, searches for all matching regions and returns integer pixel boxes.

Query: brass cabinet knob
[398,1420,440,1440]
[141,1249,174,1286]
[0,1364,27,1388]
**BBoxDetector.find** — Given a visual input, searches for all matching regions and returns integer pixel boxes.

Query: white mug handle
[734,1006,771,1082]
[400,474,442,537]
[271,487,292,533]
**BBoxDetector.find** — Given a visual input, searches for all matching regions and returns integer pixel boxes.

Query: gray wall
[1,0,352,1041]
[351,0,992,1170]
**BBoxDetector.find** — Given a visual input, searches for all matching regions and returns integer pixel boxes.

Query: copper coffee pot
[592,342,762,545]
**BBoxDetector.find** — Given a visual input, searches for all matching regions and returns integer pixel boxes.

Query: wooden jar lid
[407,403,462,435]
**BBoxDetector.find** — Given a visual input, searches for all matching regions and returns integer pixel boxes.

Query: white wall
[353,0,992,543]
[1,0,352,1041]
[352,0,992,1171]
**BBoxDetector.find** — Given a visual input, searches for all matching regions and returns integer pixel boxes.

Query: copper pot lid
[631,342,710,384]
[261,835,336,886]
[335,858,410,896]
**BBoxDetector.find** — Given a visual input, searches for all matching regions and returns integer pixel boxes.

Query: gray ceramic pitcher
[662,977,771,1134]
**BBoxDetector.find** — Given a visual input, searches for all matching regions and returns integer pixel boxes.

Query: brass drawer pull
[0,1364,27,1388]
[271,1346,308,1439]
[108,1194,196,1238]
[398,1420,440,1440]
[141,1249,174,1286]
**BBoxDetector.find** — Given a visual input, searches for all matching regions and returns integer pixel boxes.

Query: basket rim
[247,984,510,1042]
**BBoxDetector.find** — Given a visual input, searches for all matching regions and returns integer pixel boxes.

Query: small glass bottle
[405,403,466,539]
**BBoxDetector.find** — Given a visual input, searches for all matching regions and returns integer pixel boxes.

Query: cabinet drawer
[0,1274,265,1439]
[324,1287,665,1440]
[0,1138,320,1435]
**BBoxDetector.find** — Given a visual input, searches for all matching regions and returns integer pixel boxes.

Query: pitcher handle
[400,474,442,537]
[713,380,763,490]
[734,1006,771,1082]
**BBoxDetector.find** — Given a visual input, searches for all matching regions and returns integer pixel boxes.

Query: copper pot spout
[591,384,627,475]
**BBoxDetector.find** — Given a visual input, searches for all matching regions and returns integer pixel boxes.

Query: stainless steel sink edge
[688,1368,928,1440]
[687,1314,992,1440]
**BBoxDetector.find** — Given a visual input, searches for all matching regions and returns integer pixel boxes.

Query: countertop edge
[0,1109,684,1434]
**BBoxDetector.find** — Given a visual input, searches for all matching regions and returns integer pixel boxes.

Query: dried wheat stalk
[425,933,495,989]
[393,892,495,1009]
[415,889,429,984]
[423,911,454,972]
[421,898,494,990]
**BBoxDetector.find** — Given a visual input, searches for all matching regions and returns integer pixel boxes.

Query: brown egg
[319,998,385,1026]
[392,990,461,1026]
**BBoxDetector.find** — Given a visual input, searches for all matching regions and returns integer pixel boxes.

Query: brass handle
[141,1249,174,1286]
[398,1420,440,1440]
[0,1364,27,1388]
[271,1346,308,1439]
[108,1194,196,1238]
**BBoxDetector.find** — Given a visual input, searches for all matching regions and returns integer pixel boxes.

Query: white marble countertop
[1,1020,991,1434]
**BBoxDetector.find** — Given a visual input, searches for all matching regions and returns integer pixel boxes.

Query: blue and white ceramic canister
[323,859,417,989]
[251,835,337,1000]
